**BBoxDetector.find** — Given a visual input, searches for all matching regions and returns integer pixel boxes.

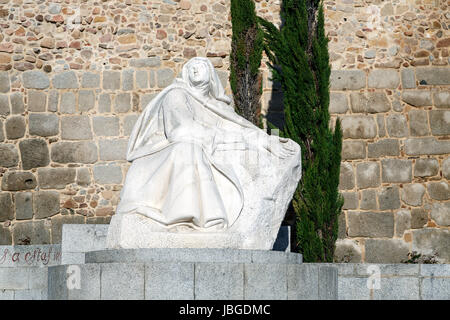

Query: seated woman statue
[115,57,298,235]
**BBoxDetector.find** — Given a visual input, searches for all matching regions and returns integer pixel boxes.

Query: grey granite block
[47,265,67,300]
[318,266,338,300]
[145,262,194,300]
[48,264,101,300]
[421,278,450,300]
[287,264,318,300]
[322,263,356,276]
[101,263,144,300]
[420,264,450,277]
[338,276,371,300]
[14,289,47,300]
[68,264,101,300]
[0,289,14,300]
[250,250,300,264]
[28,267,47,289]
[372,277,420,300]
[194,263,244,300]
[0,268,29,289]
[244,263,287,300]
[86,248,302,265]
[356,263,420,276]
[61,252,85,265]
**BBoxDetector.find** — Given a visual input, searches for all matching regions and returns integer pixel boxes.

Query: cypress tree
[260,0,343,262]
[230,0,264,126]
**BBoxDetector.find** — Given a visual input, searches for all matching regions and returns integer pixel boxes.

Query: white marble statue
[107,57,302,250]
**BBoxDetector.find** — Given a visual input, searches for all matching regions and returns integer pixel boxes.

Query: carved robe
[117,59,260,230]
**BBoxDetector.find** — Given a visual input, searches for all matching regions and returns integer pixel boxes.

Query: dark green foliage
[260,0,343,262]
[230,0,264,126]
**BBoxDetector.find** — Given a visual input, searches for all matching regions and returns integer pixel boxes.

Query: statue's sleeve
[162,89,216,151]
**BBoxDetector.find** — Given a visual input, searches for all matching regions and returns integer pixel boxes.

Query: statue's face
[187,61,210,86]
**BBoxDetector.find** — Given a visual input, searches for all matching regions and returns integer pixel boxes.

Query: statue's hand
[265,136,297,159]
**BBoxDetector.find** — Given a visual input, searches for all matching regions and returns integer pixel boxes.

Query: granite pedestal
[48,248,338,300]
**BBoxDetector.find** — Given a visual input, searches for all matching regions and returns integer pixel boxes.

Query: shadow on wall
[266,80,285,130]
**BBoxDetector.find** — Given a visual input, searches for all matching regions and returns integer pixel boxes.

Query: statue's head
[181,57,232,105]
[185,59,210,87]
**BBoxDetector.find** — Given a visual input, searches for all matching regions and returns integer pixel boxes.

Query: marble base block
[107,213,243,249]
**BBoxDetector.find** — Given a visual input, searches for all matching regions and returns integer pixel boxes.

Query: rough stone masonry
[0,0,449,263]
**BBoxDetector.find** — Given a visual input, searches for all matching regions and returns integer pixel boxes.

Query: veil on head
[127,57,247,162]
[180,57,232,105]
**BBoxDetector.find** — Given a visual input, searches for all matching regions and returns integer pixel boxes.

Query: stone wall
[328,0,450,263]
[0,0,240,246]
[0,0,449,263]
